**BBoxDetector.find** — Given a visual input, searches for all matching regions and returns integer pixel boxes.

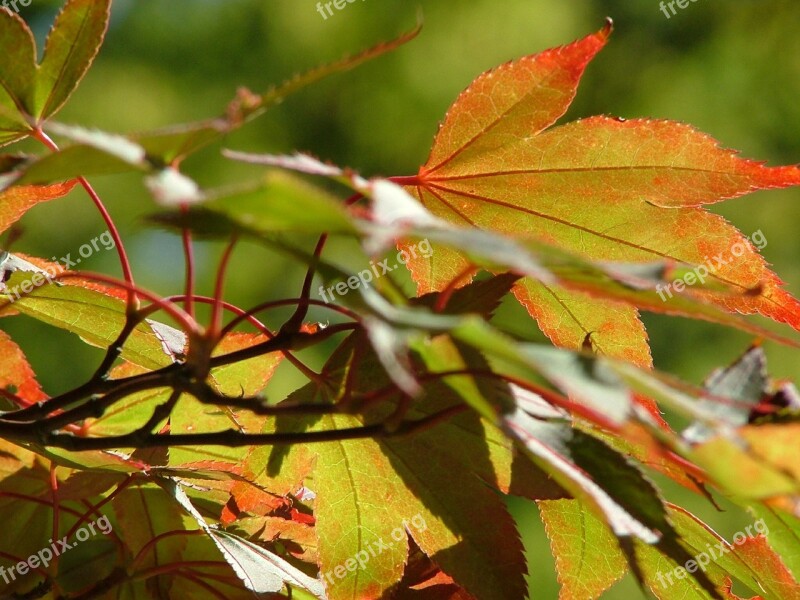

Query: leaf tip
[600,17,614,40]
[414,5,425,31]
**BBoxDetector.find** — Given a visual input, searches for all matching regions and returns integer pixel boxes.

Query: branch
[25,406,467,451]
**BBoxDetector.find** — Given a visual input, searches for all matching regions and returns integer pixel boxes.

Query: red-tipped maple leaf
[402,21,800,367]
[0,181,77,235]
[0,330,47,404]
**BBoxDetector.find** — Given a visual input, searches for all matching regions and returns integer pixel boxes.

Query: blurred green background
[2,0,799,597]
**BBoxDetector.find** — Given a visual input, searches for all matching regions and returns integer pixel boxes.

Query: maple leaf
[0,0,110,146]
[748,506,800,584]
[0,454,58,567]
[110,481,192,597]
[732,535,800,599]
[0,180,77,234]
[402,21,800,366]
[539,499,628,599]
[0,330,47,405]
[540,499,796,600]
[245,330,542,600]
[0,255,186,370]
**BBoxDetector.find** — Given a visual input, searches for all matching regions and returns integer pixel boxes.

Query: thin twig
[33,128,138,313]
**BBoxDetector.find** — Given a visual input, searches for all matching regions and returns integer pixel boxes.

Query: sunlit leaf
[746,505,800,581]
[244,330,538,600]
[0,256,185,370]
[539,499,628,600]
[0,329,47,405]
[0,180,76,234]
[31,0,111,120]
[400,22,800,363]
[228,151,799,350]
[0,7,36,144]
